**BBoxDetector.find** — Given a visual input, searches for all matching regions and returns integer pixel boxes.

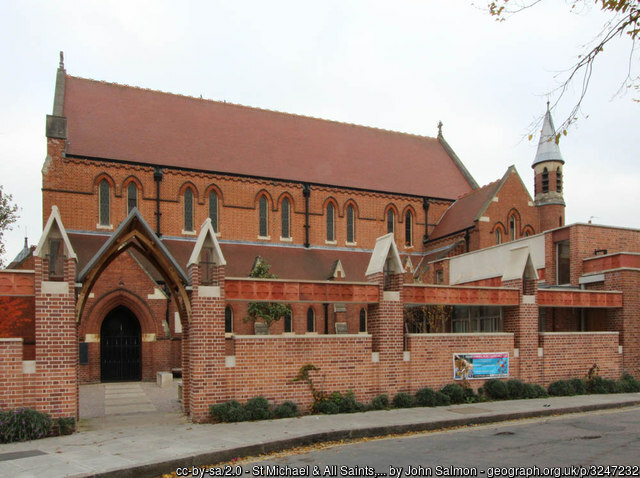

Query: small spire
[532,105,564,167]
[437,120,443,137]
[59,51,65,70]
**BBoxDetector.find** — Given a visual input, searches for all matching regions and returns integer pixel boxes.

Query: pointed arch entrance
[100,306,142,382]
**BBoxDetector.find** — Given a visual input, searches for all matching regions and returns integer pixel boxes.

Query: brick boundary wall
[0,339,25,410]
[226,335,375,410]
[406,333,517,392]
[539,332,621,385]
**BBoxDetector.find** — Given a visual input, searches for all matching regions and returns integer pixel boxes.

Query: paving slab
[0,393,638,478]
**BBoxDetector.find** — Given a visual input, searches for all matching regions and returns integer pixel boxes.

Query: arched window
[184,188,194,232]
[225,306,233,333]
[387,209,395,234]
[359,308,367,332]
[405,211,413,246]
[326,203,335,242]
[284,307,292,333]
[209,191,218,233]
[346,205,355,243]
[496,228,502,245]
[542,168,549,193]
[556,168,563,193]
[99,179,110,226]
[281,197,290,239]
[127,182,137,214]
[510,215,517,241]
[306,307,315,332]
[259,196,268,237]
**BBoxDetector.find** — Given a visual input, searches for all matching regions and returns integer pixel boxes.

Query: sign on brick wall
[453,352,509,380]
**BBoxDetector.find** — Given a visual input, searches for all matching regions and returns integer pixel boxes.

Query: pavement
[0,381,639,478]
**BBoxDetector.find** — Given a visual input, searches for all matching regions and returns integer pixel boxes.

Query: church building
[1,55,638,423]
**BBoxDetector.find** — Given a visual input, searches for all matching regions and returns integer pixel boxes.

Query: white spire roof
[532,105,564,167]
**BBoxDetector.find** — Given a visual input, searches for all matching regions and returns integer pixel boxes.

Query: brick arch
[83,288,157,336]
[401,205,417,223]
[507,209,520,240]
[204,183,224,204]
[94,172,116,189]
[383,203,399,220]
[322,196,339,213]
[122,175,144,197]
[342,199,360,218]
[277,192,295,211]
[178,181,199,201]
[522,224,535,237]
[255,190,274,209]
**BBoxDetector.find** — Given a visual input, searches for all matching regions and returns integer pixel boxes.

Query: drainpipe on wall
[464,229,470,252]
[422,197,430,245]
[303,183,311,248]
[324,303,329,334]
[153,167,163,237]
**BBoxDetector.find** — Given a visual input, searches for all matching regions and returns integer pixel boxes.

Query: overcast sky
[1,1,638,263]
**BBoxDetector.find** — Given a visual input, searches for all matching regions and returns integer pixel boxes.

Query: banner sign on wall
[453,352,509,380]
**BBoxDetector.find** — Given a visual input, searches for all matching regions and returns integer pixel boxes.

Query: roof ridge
[67,75,441,142]
[453,178,500,201]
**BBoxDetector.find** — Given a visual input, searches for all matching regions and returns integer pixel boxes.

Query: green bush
[210,400,248,422]
[244,397,273,420]
[434,391,451,406]
[569,378,586,395]
[484,379,509,400]
[548,380,572,396]
[586,376,620,394]
[506,379,525,399]
[618,374,640,393]
[56,417,75,436]
[532,384,549,398]
[329,391,363,413]
[273,401,298,418]
[370,394,390,410]
[392,392,415,408]
[314,400,340,414]
[415,387,437,407]
[0,408,53,443]
[440,384,465,404]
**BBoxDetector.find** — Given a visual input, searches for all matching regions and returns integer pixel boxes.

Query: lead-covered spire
[532,103,564,167]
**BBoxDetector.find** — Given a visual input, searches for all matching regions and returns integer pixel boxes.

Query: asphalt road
[227,407,640,478]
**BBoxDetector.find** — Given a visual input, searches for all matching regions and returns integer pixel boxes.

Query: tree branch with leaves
[0,185,19,267]
[486,0,639,138]
[244,256,291,331]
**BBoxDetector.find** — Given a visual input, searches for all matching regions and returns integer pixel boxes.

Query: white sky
[1,1,638,263]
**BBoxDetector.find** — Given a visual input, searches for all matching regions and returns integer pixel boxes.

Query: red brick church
[1,54,638,422]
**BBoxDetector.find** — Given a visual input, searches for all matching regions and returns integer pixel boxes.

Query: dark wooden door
[100,306,141,382]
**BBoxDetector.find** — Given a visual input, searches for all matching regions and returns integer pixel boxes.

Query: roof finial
[437,120,443,137]
[59,51,64,69]
[546,98,550,112]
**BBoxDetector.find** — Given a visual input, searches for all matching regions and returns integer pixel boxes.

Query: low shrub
[532,384,549,398]
[330,391,363,413]
[314,400,340,415]
[370,394,390,410]
[484,379,509,400]
[586,376,619,394]
[392,392,415,408]
[548,380,572,396]
[56,417,75,436]
[506,380,525,399]
[415,387,437,407]
[210,400,247,422]
[569,378,586,395]
[440,384,465,404]
[0,408,53,443]
[434,391,451,406]
[273,401,298,418]
[522,383,547,399]
[618,374,640,393]
[245,397,273,420]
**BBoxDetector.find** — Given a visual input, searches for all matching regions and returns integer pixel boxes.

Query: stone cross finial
[59,51,64,69]
[437,120,443,137]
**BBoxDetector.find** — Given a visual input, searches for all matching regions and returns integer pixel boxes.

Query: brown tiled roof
[428,180,502,241]
[67,233,388,283]
[63,76,475,199]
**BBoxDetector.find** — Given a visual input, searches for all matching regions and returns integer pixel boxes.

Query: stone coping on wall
[226,277,373,286]
[539,331,619,335]
[407,332,514,337]
[0,269,35,274]
[403,283,519,291]
[0,337,23,342]
[233,333,371,339]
